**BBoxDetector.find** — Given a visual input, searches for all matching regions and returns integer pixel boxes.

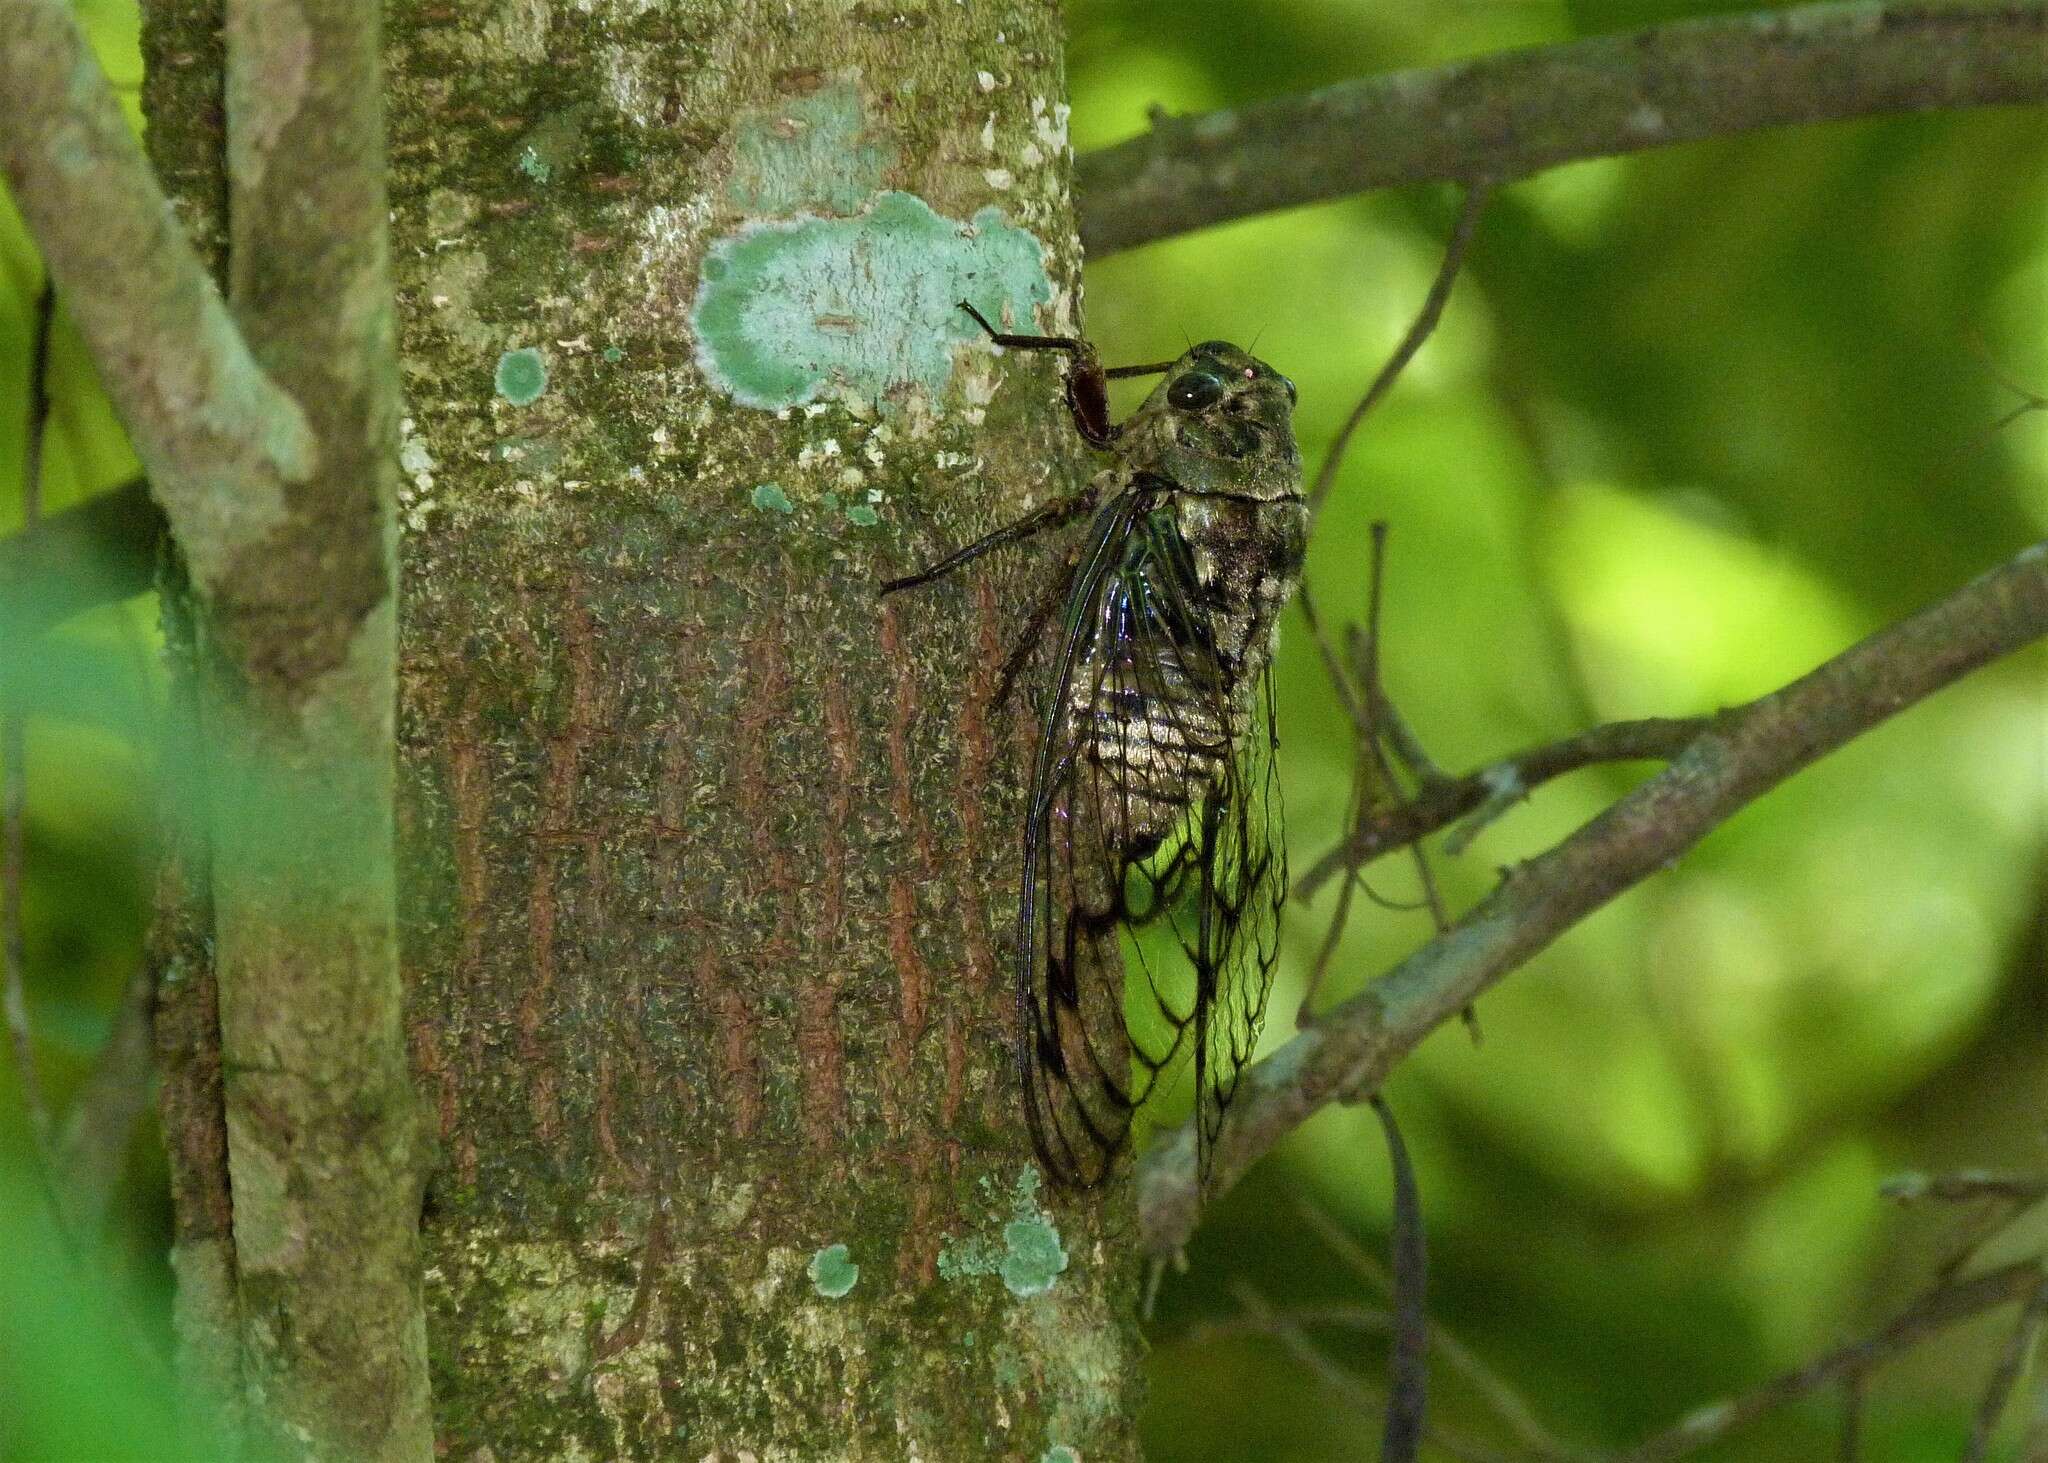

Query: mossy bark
[385,2,1142,1458]
[141,2,243,1444]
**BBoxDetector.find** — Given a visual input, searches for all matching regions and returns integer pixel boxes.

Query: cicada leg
[879,484,1098,596]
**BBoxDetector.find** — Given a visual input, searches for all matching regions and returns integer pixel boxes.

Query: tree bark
[384,2,1141,1457]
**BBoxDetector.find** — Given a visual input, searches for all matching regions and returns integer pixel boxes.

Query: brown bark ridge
[386,1,1141,1457]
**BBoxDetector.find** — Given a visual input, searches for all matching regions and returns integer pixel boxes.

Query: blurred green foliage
[1,1,2043,1459]
[1071,2,2044,1459]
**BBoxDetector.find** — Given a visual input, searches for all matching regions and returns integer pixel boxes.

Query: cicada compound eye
[1167,370,1227,412]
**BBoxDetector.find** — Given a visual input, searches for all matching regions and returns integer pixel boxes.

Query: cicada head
[1130,341,1301,498]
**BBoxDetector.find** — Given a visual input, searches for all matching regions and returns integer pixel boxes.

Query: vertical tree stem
[208,0,430,1455]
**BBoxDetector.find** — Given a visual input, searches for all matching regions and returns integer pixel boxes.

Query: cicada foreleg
[878,484,1099,597]
[956,300,1175,449]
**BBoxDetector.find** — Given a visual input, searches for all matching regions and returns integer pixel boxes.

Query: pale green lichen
[692,191,1051,412]
[844,503,879,527]
[808,1244,858,1299]
[939,1166,1068,1297]
[751,482,795,514]
[937,1233,1000,1282]
[1042,1447,1081,1463]
[728,80,894,217]
[1000,1217,1067,1298]
[601,345,624,363]
[495,347,548,406]
[518,145,551,183]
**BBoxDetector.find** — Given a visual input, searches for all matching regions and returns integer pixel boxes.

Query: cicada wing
[1017,481,1286,1187]
[1017,491,1152,1186]
[1117,514,1285,1182]
[1184,666,1285,1176]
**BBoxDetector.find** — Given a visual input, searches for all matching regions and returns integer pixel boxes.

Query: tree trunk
[382,2,1142,1457]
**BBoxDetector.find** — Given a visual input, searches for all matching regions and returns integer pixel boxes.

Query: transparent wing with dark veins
[1018,477,1285,1186]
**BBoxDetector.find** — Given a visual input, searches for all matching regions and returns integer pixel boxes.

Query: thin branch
[1308,184,1492,519]
[1369,1095,1427,1463]
[1353,626,1447,787]
[1881,1170,2048,1206]
[1139,537,2048,1256]
[1077,2,2048,255]
[1303,527,1461,1020]
[1299,1202,1586,1463]
[0,477,163,636]
[1355,527,1458,952]
[195,0,430,1452]
[1961,1275,2048,1463]
[5,281,56,1165]
[1295,579,1372,1018]
[0,0,313,611]
[1227,1281,1520,1463]
[1296,716,1709,901]
[1612,1262,2045,1463]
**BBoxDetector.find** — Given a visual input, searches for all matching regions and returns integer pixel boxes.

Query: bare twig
[1613,1262,2045,1463]
[1370,1095,1427,1463]
[1354,528,1454,938]
[1961,1274,2048,1463]
[1351,626,1446,787]
[1078,2,2048,255]
[1226,1281,1518,1463]
[1837,1373,1864,1463]
[1308,184,1492,519]
[1299,1202,1585,1463]
[5,281,56,1163]
[1882,1168,2048,1279]
[1882,1170,2048,1206]
[1173,1301,1400,1347]
[1296,716,1709,901]
[1140,538,2048,1256]
[1298,580,1368,733]
[1301,527,1461,1019]
[1299,555,1418,1017]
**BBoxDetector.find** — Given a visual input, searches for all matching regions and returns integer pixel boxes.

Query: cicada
[884,303,1306,1185]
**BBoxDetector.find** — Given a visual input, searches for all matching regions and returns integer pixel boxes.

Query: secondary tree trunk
[382,2,1142,1457]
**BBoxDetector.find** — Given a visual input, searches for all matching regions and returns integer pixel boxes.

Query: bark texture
[384,2,1142,1457]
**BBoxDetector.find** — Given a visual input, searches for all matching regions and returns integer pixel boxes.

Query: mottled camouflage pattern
[1020,341,1304,1184]
[1062,342,1305,860]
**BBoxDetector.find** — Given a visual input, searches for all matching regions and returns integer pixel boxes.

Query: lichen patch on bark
[691,192,1053,413]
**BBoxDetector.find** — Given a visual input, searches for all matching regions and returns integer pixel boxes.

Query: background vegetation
[2,0,2042,1458]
